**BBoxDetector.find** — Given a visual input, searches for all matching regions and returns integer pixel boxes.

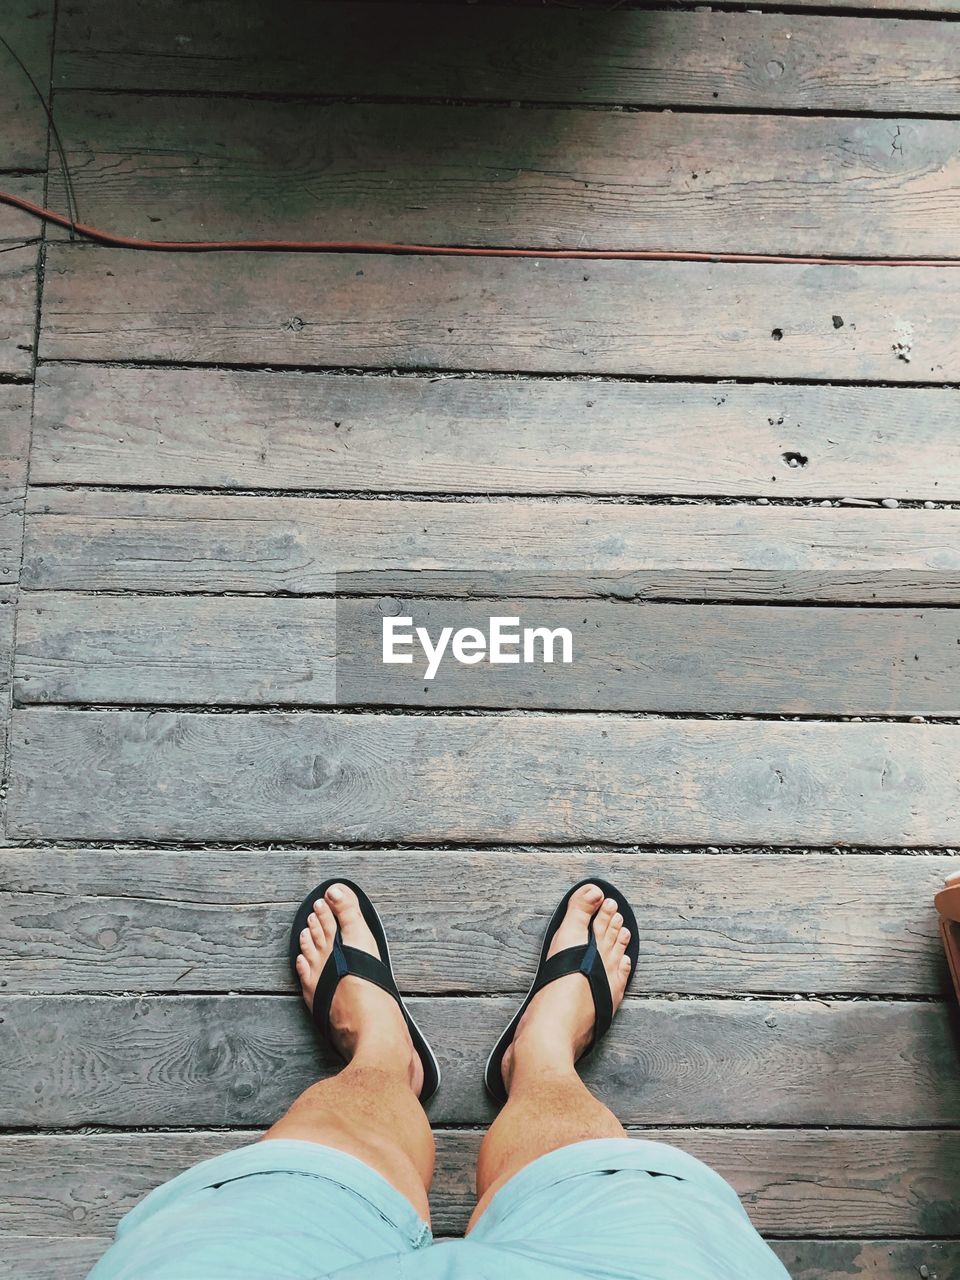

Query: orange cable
[2,188,959,266]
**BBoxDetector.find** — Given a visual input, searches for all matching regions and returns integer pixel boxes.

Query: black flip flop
[290,878,441,1103]
[484,877,639,1105]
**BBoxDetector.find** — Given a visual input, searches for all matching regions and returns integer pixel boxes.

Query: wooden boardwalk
[2,2,960,1276]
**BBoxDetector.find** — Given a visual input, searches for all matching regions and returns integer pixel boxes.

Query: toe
[567,882,604,926]
[614,926,630,957]
[307,911,326,949]
[619,955,632,981]
[605,911,624,943]
[299,926,318,965]
[594,896,618,940]
[314,898,337,942]
[326,882,362,928]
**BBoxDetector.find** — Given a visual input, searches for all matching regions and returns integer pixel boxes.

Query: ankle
[348,1037,421,1092]
[505,1028,578,1091]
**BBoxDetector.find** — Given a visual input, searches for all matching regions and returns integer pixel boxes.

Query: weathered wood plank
[2,848,951,995]
[46,95,960,257]
[2,996,958,1127]
[0,177,43,377]
[3,1235,958,1280]
[38,247,960,382]
[0,382,32,588]
[14,593,960,717]
[0,1238,106,1280]
[0,383,31,831]
[3,1129,959,1240]
[14,593,337,706]
[0,601,13,828]
[0,0,53,170]
[50,2,960,114]
[21,491,960,603]
[0,175,44,244]
[0,241,39,379]
[0,382,31,491]
[772,1240,960,1280]
[752,0,960,8]
[739,0,960,9]
[7,711,960,845]
[31,364,960,501]
[0,490,25,594]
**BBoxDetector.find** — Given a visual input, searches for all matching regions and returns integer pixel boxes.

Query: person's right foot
[501,883,632,1094]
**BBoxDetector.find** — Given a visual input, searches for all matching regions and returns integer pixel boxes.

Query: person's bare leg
[468,883,632,1231]
[263,883,434,1222]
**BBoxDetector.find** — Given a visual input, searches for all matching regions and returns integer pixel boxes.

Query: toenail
[300,929,309,940]
[327,886,343,901]
[604,898,617,911]
[314,900,324,912]
[586,885,603,899]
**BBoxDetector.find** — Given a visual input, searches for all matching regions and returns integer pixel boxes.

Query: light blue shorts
[87,1136,791,1279]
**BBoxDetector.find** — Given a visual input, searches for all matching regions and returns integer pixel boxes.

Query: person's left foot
[296,884,423,1095]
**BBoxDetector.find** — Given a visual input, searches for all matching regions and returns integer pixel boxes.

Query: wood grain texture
[0,176,43,377]
[2,995,958,1127]
[0,0,53,170]
[0,602,12,829]
[15,593,338,706]
[38,246,960,382]
[0,382,31,589]
[773,1239,960,1280]
[2,1128,959,1239]
[2,848,952,996]
[47,94,960,257]
[50,2,960,113]
[772,1240,960,1280]
[0,174,45,244]
[21,490,960,603]
[30,364,960,501]
[14,592,960,717]
[0,319,32,832]
[0,382,31,492]
[7,711,960,845]
[0,1239,105,1280]
[0,241,39,379]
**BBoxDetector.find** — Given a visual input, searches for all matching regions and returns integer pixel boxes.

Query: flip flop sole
[290,877,441,1104]
[484,876,640,1106]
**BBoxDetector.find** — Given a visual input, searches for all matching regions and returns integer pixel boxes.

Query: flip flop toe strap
[312,934,402,1041]
[532,935,614,1046]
